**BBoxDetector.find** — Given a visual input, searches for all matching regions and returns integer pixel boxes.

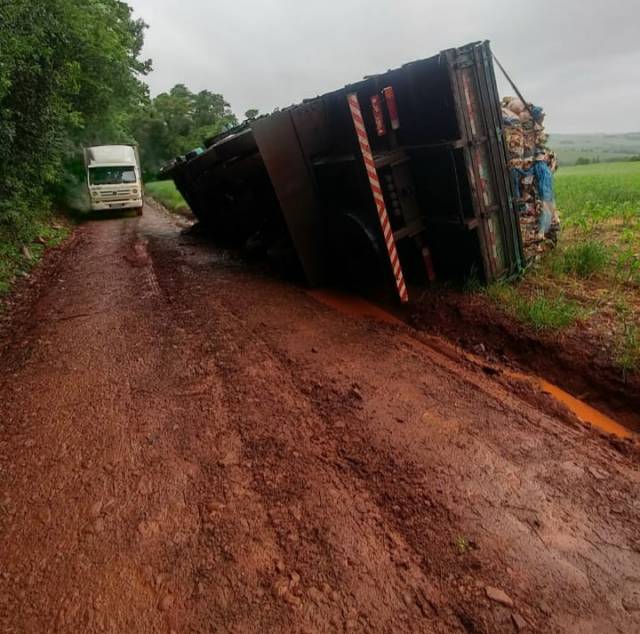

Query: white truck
[84,145,143,214]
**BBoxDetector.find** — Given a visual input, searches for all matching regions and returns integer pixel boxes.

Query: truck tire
[330,212,388,291]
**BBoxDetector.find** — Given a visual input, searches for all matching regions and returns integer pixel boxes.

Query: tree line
[133,85,241,179]
[0,0,246,240]
[575,156,640,166]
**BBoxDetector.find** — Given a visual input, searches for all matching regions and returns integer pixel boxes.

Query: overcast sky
[128,0,640,134]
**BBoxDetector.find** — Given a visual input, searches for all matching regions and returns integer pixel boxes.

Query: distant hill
[549,132,640,166]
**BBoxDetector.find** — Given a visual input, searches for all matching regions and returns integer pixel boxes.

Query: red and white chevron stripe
[347,92,409,303]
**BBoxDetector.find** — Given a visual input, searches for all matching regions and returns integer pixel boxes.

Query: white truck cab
[84,145,143,214]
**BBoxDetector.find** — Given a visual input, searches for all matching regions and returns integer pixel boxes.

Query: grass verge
[484,161,640,374]
[486,283,584,331]
[146,181,189,214]
[549,240,610,278]
[0,219,70,297]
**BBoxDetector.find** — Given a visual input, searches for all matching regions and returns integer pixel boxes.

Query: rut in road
[0,204,639,633]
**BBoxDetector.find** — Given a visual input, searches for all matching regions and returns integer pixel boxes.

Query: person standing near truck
[533,151,560,241]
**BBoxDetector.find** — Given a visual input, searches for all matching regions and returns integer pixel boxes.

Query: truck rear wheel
[331,212,388,291]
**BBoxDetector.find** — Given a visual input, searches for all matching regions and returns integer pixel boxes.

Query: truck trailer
[85,145,143,214]
[160,41,524,302]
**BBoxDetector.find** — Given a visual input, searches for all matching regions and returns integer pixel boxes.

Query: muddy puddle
[307,290,404,326]
[536,379,632,439]
[308,288,635,440]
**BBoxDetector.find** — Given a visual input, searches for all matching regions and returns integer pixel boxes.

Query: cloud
[129,0,640,133]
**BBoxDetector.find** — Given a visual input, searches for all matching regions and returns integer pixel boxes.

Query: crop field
[556,162,640,231]
[550,162,640,287]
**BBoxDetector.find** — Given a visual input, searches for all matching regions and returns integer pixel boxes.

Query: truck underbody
[161,41,524,302]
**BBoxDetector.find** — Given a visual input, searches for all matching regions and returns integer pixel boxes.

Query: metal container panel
[162,40,523,293]
[444,42,523,280]
[251,111,329,286]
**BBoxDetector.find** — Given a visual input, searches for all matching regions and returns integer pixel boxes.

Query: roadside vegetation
[134,86,241,180]
[145,182,189,214]
[0,1,246,297]
[0,223,70,296]
[0,0,150,295]
[485,161,640,373]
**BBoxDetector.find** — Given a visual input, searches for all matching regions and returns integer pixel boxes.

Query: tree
[0,0,151,228]
[245,109,259,121]
[0,0,239,216]
[132,86,238,178]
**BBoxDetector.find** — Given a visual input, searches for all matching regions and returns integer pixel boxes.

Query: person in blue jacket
[533,152,560,240]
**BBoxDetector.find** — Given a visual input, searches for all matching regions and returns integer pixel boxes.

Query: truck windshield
[89,166,136,185]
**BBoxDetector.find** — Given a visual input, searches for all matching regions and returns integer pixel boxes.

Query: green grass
[514,293,583,330]
[483,160,640,372]
[548,240,610,278]
[555,162,640,232]
[553,162,640,287]
[145,181,189,214]
[487,283,583,331]
[616,322,640,376]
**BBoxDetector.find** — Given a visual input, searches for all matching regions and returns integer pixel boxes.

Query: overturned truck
[160,41,524,303]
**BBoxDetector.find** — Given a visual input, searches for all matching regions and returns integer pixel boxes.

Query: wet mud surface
[409,291,640,434]
[0,205,639,633]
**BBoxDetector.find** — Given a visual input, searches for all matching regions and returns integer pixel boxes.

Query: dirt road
[1,204,639,633]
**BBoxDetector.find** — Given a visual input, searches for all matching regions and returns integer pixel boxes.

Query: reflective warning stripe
[347,92,409,303]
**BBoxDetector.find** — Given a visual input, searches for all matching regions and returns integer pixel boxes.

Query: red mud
[0,204,639,633]
[409,290,640,434]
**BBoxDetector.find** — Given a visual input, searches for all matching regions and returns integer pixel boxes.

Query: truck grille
[98,190,136,201]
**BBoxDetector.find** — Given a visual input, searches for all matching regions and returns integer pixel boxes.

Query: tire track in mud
[147,212,640,633]
[148,245,521,632]
[1,206,639,634]
[145,228,468,632]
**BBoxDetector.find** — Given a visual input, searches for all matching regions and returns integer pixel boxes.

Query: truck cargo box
[160,41,523,301]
